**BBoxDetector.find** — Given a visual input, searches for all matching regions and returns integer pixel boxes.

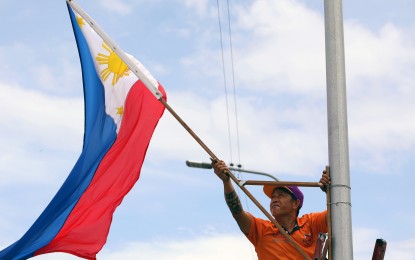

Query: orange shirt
[247,211,327,260]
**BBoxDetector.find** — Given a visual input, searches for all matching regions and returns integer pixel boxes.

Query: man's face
[269,188,299,218]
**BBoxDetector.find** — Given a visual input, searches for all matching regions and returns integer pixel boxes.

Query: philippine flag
[0,3,166,260]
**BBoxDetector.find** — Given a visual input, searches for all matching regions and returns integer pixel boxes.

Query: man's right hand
[211,159,230,182]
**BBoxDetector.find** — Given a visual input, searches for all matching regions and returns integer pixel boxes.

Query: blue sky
[0,0,414,259]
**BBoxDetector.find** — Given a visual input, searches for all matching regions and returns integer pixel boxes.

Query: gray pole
[323,0,353,259]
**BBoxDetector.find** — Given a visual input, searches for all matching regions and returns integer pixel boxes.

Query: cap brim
[263,185,293,198]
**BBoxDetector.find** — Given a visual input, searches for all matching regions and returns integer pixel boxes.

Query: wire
[217,2,255,258]
[226,0,242,166]
[216,4,255,259]
[223,0,251,215]
[216,0,234,164]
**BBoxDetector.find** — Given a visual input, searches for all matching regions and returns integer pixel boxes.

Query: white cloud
[387,238,415,260]
[1,0,415,257]
[29,234,255,260]
[29,65,57,91]
[345,22,415,173]
[182,0,209,17]
[150,90,327,177]
[232,0,326,95]
[345,22,415,85]
[100,0,132,15]
[353,227,415,260]
[175,0,415,176]
[353,227,381,259]
[101,235,254,260]
[0,82,83,185]
[27,230,415,260]
[1,0,411,185]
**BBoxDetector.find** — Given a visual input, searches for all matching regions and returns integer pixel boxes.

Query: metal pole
[229,167,279,181]
[323,0,353,259]
[242,180,321,188]
[185,160,279,181]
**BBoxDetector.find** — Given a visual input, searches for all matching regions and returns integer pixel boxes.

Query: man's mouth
[271,203,280,209]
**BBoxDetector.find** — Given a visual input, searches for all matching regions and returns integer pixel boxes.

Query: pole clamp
[328,201,352,207]
[330,184,351,189]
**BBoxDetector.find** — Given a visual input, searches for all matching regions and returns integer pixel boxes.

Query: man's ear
[293,199,300,210]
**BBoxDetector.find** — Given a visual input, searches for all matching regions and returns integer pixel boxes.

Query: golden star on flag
[116,106,124,116]
[76,16,85,28]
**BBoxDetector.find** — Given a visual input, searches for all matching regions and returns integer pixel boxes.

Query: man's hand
[211,159,230,182]
[319,169,331,193]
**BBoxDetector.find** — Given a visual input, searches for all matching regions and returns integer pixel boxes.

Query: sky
[0,0,414,259]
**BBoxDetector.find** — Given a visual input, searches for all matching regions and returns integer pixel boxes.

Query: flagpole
[67,1,311,258]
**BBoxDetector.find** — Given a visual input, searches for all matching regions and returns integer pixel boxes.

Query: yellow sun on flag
[96,42,130,86]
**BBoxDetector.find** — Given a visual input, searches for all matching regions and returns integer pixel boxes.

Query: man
[212,159,331,260]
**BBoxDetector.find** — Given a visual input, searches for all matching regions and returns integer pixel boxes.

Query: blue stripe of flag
[0,4,117,260]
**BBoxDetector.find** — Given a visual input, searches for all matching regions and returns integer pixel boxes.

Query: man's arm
[212,159,252,235]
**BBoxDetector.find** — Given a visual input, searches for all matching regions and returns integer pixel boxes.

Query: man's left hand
[319,170,331,192]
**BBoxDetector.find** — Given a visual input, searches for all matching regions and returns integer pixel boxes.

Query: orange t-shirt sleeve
[307,211,328,235]
[246,213,260,245]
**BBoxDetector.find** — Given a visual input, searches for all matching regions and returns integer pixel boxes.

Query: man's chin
[271,210,280,218]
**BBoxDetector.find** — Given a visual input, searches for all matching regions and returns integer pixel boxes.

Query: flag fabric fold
[0,3,166,260]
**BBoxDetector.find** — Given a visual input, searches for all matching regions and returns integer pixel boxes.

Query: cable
[222,0,249,212]
[216,0,233,163]
[226,0,242,166]
[218,2,255,259]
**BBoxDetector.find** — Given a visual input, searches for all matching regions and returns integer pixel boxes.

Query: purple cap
[263,185,304,209]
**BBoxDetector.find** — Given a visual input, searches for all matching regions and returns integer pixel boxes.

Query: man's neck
[275,214,297,233]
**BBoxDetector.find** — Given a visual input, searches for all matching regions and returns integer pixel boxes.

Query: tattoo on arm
[225,190,243,216]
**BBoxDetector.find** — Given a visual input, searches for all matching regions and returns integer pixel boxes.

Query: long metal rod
[68,1,310,258]
[242,180,321,187]
[229,167,279,181]
[324,0,353,259]
[185,160,279,181]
